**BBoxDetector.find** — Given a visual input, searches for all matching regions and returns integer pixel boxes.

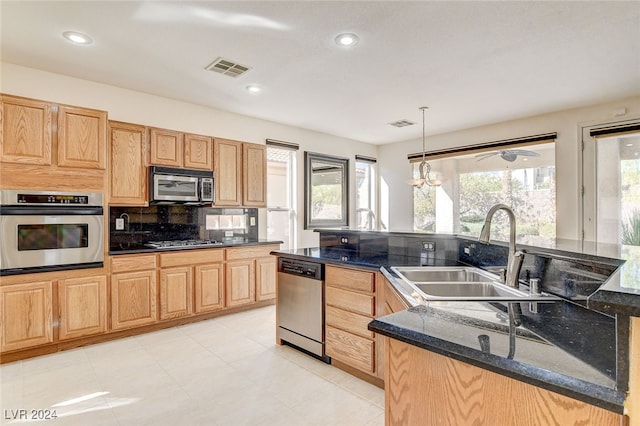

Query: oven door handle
[0,206,103,215]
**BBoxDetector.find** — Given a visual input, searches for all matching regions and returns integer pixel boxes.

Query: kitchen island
[273,229,640,425]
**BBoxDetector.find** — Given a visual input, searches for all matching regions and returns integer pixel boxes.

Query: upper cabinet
[243,143,267,207]
[214,138,243,206]
[150,127,212,171]
[214,138,267,207]
[0,95,53,165]
[109,121,148,205]
[57,105,107,169]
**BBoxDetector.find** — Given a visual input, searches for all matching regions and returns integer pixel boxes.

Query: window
[413,140,556,245]
[583,122,640,288]
[267,142,297,250]
[355,156,377,230]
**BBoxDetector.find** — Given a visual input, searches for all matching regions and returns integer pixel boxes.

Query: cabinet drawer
[110,255,157,273]
[225,245,279,261]
[326,286,375,316]
[159,249,224,267]
[326,325,375,373]
[326,266,374,293]
[326,305,374,339]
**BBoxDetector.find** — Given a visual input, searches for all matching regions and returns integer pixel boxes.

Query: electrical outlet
[340,237,349,244]
[225,230,234,237]
[250,217,256,226]
[421,241,435,251]
[464,246,471,255]
[115,218,125,231]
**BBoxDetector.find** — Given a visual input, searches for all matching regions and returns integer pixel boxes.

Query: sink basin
[390,266,558,302]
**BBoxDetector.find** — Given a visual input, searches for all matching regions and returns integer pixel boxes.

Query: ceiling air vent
[388,119,415,128]
[205,57,250,77]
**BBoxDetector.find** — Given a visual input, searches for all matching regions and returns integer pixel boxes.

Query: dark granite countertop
[110,239,282,256]
[273,244,628,413]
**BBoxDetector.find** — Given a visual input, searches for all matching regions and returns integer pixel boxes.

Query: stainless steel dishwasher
[276,257,330,363]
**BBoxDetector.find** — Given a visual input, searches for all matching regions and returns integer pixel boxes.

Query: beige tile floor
[0,306,384,426]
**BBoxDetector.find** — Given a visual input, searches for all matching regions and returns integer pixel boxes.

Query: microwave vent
[205,57,251,77]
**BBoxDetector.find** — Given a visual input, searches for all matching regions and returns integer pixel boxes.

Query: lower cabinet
[194,263,225,313]
[160,266,193,320]
[256,256,276,301]
[325,265,379,377]
[0,281,53,352]
[111,270,158,330]
[58,275,107,340]
[225,260,255,307]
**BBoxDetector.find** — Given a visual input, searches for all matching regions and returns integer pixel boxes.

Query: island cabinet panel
[184,133,213,170]
[242,143,267,207]
[57,105,107,169]
[0,282,53,352]
[58,275,108,340]
[109,121,147,205]
[385,338,624,426]
[325,265,379,377]
[110,270,157,330]
[194,263,225,313]
[0,95,52,165]
[159,266,193,320]
[214,138,242,206]
[382,275,409,315]
[149,127,183,167]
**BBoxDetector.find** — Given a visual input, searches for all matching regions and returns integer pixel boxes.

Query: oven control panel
[0,189,103,207]
[17,194,89,204]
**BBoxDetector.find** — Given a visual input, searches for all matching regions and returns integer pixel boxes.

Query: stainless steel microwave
[0,189,104,275]
[149,166,214,205]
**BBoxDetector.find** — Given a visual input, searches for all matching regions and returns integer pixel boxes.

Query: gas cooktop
[144,239,223,249]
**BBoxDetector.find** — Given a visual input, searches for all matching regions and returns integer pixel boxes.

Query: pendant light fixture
[408,107,441,187]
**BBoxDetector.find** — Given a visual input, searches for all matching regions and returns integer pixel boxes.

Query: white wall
[378,96,640,240]
[0,62,377,248]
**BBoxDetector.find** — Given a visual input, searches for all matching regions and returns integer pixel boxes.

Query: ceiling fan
[475,149,540,162]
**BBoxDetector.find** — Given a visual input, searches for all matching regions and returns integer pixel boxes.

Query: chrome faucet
[478,204,524,288]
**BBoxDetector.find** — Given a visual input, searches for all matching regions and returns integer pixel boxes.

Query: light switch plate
[225,230,234,237]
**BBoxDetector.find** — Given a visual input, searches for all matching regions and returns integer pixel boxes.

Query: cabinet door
[150,127,183,167]
[57,105,107,169]
[0,95,52,165]
[111,270,157,330]
[242,143,267,207]
[225,260,255,307]
[256,257,276,301]
[214,138,242,206]
[0,281,53,352]
[109,121,147,205]
[194,263,224,313]
[184,133,213,170]
[159,266,193,320]
[58,275,107,340]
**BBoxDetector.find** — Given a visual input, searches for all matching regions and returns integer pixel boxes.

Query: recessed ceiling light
[335,33,359,47]
[62,31,93,45]
[245,85,262,94]
[626,143,634,147]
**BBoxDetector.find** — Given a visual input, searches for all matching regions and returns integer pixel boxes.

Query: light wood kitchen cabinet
[194,262,225,313]
[149,127,183,167]
[58,275,108,340]
[325,265,379,376]
[382,274,409,315]
[0,281,53,352]
[225,259,255,307]
[242,143,267,207]
[159,266,192,320]
[214,138,243,206]
[385,338,624,426]
[110,254,158,330]
[109,121,147,205]
[159,249,225,315]
[184,133,213,170]
[0,94,53,165]
[57,104,107,169]
[256,256,276,301]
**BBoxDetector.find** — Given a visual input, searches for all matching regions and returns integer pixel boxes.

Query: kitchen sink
[390,266,559,302]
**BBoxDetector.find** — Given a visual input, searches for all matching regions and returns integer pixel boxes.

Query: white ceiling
[1,1,639,145]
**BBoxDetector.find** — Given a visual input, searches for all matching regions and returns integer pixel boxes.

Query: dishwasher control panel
[278,258,324,280]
